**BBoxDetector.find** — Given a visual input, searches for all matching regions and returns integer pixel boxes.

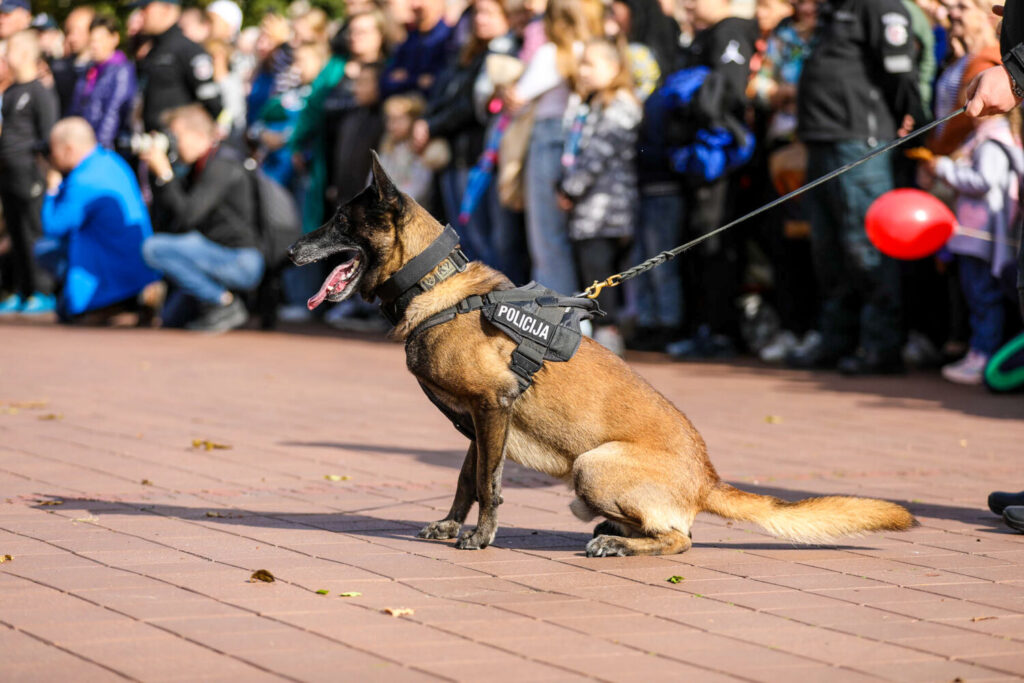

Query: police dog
[289,156,917,556]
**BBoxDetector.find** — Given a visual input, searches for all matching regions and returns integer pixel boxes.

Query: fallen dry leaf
[73,515,99,523]
[324,474,351,482]
[315,589,329,595]
[338,592,362,598]
[383,607,414,617]
[3,400,48,409]
[141,479,153,486]
[959,439,968,447]
[971,616,996,622]
[764,415,783,424]
[249,569,275,583]
[206,511,225,518]
[0,554,12,563]
[667,576,685,584]
[37,413,63,421]
[36,500,63,506]
[192,439,231,451]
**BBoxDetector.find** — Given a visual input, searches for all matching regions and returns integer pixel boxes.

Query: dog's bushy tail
[702,482,917,544]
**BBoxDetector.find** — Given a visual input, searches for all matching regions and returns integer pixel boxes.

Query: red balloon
[865,189,955,260]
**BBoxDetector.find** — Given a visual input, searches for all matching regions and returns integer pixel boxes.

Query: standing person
[504,0,591,296]
[0,30,58,315]
[411,0,514,265]
[205,0,246,138]
[136,0,222,133]
[557,39,642,355]
[49,5,94,115]
[139,104,263,332]
[69,15,136,150]
[962,0,1024,534]
[923,111,1022,384]
[787,0,926,375]
[380,0,455,99]
[39,118,158,321]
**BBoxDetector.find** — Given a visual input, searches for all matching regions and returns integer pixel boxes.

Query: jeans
[959,255,1004,355]
[525,117,577,296]
[633,192,684,329]
[142,231,264,305]
[805,141,901,357]
[574,237,628,326]
[439,166,494,267]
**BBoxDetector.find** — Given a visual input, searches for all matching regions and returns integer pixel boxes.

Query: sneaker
[0,294,23,314]
[837,350,905,376]
[186,298,249,333]
[20,293,56,315]
[793,330,823,356]
[593,326,625,356]
[666,325,736,360]
[759,330,798,363]
[941,349,988,385]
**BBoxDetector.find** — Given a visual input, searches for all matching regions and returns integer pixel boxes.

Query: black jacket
[684,17,758,120]
[138,25,222,131]
[0,79,58,195]
[1001,0,1024,87]
[151,146,258,249]
[424,51,488,169]
[797,0,926,144]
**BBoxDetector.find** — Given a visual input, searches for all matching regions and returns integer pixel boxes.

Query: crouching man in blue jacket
[37,117,159,322]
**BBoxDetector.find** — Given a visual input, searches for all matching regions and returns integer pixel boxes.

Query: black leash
[581,105,968,299]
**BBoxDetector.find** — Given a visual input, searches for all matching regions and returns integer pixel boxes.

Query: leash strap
[581,105,969,299]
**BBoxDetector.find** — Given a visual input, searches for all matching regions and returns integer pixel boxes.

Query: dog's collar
[375,224,469,325]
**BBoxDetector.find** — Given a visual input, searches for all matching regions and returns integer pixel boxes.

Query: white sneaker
[793,330,823,356]
[903,330,942,367]
[593,326,625,357]
[941,350,989,385]
[759,330,798,363]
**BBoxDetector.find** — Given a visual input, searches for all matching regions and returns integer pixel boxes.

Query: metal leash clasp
[583,274,622,299]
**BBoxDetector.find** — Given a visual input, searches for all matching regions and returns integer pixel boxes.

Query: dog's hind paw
[418,520,461,540]
[455,527,494,550]
[586,535,632,557]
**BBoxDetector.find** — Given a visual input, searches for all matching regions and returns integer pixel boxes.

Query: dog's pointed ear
[370,150,400,203]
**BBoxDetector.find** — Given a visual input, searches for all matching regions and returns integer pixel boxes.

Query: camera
[117,131,178,162]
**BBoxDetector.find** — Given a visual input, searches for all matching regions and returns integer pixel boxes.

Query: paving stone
[3,324,1023,681]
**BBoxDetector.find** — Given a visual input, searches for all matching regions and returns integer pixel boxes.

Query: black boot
[988,491,1024,515]
[1003,506,1024,533]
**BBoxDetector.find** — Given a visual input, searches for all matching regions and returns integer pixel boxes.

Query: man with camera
[38,118,157,321]
[140,104,263,332]
[135,0,222,132]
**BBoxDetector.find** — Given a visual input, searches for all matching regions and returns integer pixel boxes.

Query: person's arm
[32,85,59,155]
[184,48,223,121]
[424,64,481,139]
[934,141,1009,197]
[95,63,136,149]
[514,43,563,102]
[152,157,242,232]
[41,178,86,238]
[380,41,416,98]
[288,55,346,152]
[864,0,927,127]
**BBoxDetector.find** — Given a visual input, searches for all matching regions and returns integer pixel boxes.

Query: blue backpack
[641,66,755,185]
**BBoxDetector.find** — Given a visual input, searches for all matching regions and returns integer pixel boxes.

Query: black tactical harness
[374,226,602,439]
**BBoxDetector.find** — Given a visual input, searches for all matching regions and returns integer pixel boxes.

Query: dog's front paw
[586,535,632,557]
[455,527,494,550]
[418,520,461,540]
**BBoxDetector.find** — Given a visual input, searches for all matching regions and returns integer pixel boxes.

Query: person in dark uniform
[667,0,758,357]
[787,0,926,375]
[135,0,222,132]
[963,0,1024,533]
[48,5,94,116]
[0,30,58,315]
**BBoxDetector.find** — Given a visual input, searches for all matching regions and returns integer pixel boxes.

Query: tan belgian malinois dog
[289,155,917,557]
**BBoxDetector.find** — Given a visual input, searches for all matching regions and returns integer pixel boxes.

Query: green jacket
[289,55,347,233]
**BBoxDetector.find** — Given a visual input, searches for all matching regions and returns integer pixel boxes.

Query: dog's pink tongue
[307,282,331,311]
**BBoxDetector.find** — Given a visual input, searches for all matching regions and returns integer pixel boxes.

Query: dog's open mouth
[307,250,363,311]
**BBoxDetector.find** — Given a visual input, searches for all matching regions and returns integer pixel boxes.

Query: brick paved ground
[2,320,1023,682]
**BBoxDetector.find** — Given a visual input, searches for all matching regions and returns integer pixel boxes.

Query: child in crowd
[929,110,1023,385]
[378,94,434,205]
[557,38,641,356]
[0,30,59,315]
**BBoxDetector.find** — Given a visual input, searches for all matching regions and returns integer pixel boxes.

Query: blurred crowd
[0,0,1021,388]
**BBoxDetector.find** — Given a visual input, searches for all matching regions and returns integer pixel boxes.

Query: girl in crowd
[557,38,641,355]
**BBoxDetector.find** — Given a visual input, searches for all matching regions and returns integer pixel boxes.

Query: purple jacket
[69,51,136,149]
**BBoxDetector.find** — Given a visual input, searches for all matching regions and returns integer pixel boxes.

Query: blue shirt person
[38,118,158,319]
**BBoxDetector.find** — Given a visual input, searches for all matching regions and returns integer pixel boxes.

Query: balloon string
[953,224,1021,247]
